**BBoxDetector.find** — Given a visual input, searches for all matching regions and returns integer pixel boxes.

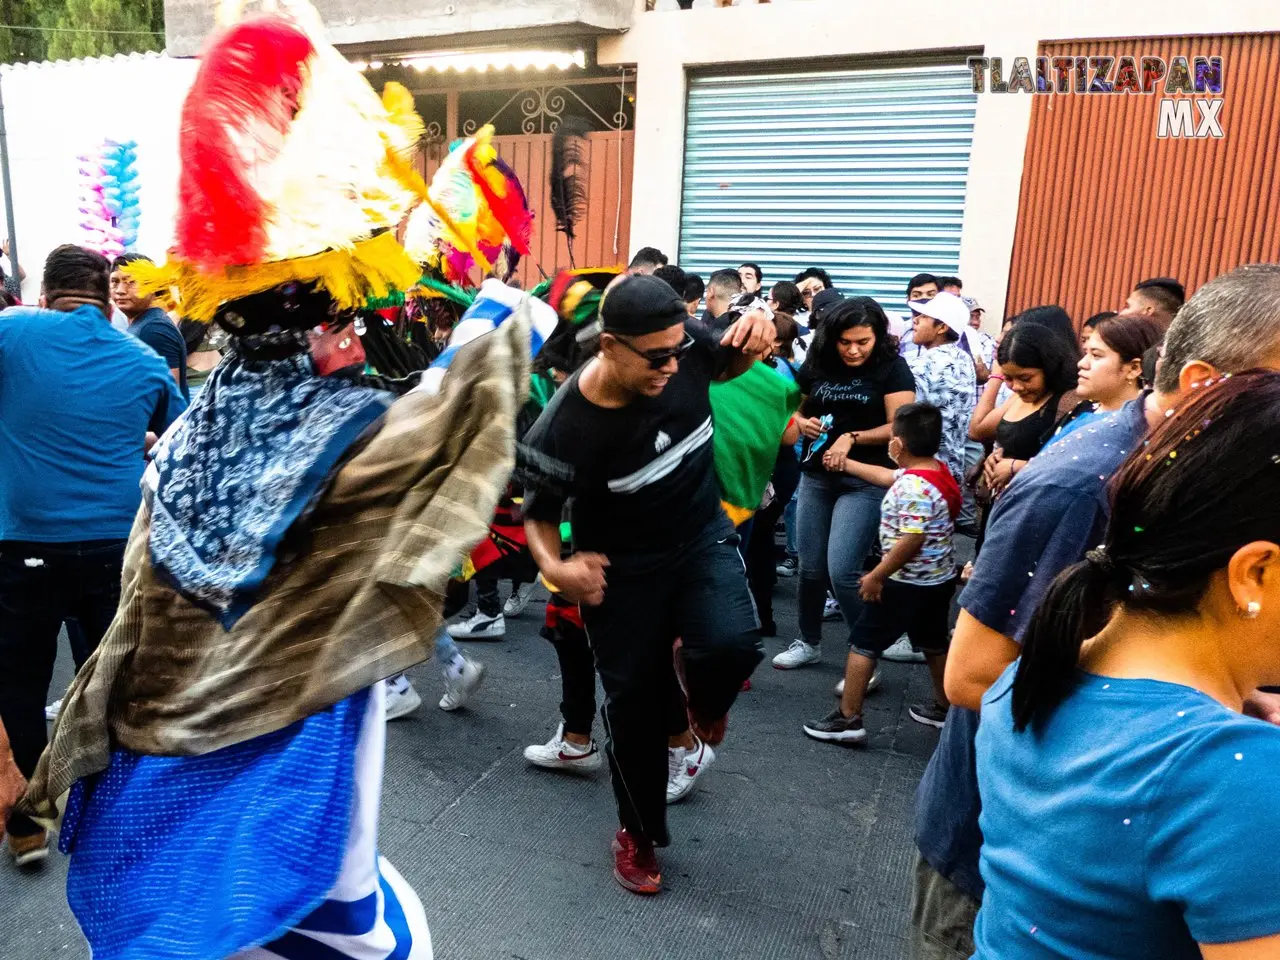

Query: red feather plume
[463,142,534,257]
[176,15,314,271]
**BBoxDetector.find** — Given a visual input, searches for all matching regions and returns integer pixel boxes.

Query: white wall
[0,53,197,303]
[600,0,1280,323]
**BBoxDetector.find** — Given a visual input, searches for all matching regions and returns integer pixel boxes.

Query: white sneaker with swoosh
[666,738,716,804]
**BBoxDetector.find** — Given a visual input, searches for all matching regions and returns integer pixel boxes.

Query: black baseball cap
[600,274,689,336]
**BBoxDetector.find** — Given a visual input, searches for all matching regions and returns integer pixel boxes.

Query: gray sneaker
[909,699,949,729]
[802,709,867,744]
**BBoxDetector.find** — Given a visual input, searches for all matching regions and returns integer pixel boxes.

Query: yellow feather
[381,82,424,148]
[127,233,421,324]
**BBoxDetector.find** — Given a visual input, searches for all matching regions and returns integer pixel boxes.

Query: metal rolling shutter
[680,64,977,316]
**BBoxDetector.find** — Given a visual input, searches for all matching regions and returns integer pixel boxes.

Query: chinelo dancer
[519,274,774,895]
[16,4,531,958]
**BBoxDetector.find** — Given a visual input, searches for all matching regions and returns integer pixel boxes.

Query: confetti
[1177,711,1186,717]
[1123,818,1131,826]
[1235,753,1244,761]
[1134,526,1144,533]
[1169,451,1177,459]
[1102,683,1111,690]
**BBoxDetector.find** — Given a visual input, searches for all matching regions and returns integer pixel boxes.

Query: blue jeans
[434,630,461,665]
[795,471,885,646]
[783,495,799,557]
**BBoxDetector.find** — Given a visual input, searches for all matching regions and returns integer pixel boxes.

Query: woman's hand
[822,433,854,471]
[984,455,1019,495]
[795,416,825,441]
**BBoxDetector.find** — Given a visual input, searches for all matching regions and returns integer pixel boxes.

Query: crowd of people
[4,7,1280,960]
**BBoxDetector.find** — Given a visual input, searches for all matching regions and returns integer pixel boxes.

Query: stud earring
[1243,600,1262,619]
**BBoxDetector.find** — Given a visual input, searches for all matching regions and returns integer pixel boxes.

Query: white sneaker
[772,639,821,670]
[834,670,880,698]
[446,610,506,640]
[524,722,603,773]
[503,582,536,618]
[45,699,63,721]
[882,636,926,663]
[384,678,422,720]
[439,658,486,712]
[823,597,842,621]
[667,738,715,803]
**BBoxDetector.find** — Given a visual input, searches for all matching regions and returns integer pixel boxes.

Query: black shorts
[849,577,955,660]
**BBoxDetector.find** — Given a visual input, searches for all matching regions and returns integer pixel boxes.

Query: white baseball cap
[910,291,970,339]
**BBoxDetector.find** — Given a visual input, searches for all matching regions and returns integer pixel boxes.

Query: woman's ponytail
[1011,550,1117,732]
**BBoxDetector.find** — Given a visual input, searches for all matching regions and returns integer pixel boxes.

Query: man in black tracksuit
[520,274,769,895]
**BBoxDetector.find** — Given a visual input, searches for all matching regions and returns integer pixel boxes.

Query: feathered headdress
[129,0,427,322]
[402,124,535,288]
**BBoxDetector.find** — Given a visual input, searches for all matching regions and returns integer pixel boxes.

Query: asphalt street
[1,581,943,960]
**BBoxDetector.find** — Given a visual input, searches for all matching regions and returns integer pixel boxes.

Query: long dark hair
[1014,305,1080,358]
[1012,371,1280,731]
[801,296,898,380]
[997,321,1079,396]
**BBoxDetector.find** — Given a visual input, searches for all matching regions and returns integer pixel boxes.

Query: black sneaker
[802,709,867,744]
[775,556,798,578]
[909,700,949,729]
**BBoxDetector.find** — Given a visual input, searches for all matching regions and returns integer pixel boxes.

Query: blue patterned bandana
[148,339,393,627]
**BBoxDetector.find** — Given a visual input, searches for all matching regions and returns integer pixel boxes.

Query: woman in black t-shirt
[772,297,916,669]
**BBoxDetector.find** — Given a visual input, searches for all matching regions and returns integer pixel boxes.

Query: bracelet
[990,374,1006,383]
[847,432,860,446]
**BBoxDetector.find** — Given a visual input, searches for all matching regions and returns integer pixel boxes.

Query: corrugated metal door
[680,64,977,315]
[1007,34,1280,324]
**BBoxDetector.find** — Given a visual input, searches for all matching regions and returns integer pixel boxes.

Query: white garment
[234,683,433,960]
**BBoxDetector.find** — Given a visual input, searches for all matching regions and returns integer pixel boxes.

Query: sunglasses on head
[612,331,696,370]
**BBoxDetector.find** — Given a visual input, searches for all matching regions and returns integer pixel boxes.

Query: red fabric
[464,145,533,256]
[176,15,314,270]
[905,465,962,520]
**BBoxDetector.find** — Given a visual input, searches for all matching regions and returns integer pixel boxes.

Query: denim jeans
[795,471,885,646]
[783,496,799,557]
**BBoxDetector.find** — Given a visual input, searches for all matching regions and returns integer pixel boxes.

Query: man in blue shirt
[909,264,1280,960]
[112,252,189,400]
[0,244,186,865]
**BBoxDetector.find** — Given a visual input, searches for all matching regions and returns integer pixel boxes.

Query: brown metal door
[1006,34,1280,324]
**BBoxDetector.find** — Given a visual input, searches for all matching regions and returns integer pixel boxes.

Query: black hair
[1012,372,1280,731]
[1141,344,1160,386]
[794,267,832,289]
[653,264,688,297]
[629,246,668,269]
[769,280,805,314]
[708,268,745,300]
[1012,304,1081,358]
[905,272,938,300]
[111,251,153,271]
[1082,310,1116,332]
[996,321,1079,396]
[893,401,943,457]
[684,273,704,304]
[801,296,898,380]
[1134,276,1186,316]
[739,262,763,283]
[43,244,110,304]
[937,275,962,291]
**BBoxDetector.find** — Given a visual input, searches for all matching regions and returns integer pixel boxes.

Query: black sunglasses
[612,331,696,370]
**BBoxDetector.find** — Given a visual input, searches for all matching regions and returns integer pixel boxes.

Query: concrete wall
[165,0,634,57]
[600,0,1280,322]
[0,54,198,303]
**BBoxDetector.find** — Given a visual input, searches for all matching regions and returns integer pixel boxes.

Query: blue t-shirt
[127,306,189,399]
[0,305,187,542]
[914,396,1149,899]
[975,667,1280,958]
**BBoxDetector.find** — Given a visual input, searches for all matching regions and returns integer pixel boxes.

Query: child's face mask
[888,435,903,465]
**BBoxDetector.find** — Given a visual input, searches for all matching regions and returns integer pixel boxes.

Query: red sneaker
[611,829,662,895]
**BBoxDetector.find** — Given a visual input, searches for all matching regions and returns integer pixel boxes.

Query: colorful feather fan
[550,116,590,268]
[464,136,533,256]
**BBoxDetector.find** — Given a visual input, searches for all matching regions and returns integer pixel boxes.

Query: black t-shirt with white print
[797,355,916,470]
[519,328,731,560]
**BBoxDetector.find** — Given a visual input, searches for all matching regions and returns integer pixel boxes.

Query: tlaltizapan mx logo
[967,55,1225,140]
